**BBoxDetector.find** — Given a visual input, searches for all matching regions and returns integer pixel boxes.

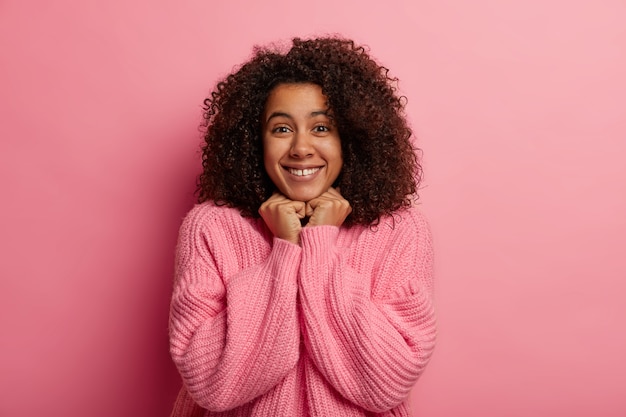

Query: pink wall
[1,0,625,416]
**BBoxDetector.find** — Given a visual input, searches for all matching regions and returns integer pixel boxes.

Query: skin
[259,83,352,244]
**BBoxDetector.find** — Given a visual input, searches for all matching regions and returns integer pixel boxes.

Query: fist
[259,193,306,244]
[306,188,352,228]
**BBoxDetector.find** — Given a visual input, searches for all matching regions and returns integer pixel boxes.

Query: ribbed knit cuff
[267,237,302,285]
[299,225,339,264]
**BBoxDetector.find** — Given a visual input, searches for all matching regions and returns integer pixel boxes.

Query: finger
[293,201,307,218]
[308,193,339,208]
[273,199,302,215]
[260,193,286,208]
[305,202,315,217]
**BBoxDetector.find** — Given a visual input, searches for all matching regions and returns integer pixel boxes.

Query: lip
[282,164,323,170]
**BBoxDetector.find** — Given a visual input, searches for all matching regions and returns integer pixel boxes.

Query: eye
[272,126,291,134]
[313,125,330,133]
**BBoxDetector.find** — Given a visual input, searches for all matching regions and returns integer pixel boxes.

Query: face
[262,83,343,202]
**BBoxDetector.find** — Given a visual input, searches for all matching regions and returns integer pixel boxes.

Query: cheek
[335,160,344,178]
[330,141,343,166]
[262,143,285,177]
[263,144,278,165]
[264,139,293,163]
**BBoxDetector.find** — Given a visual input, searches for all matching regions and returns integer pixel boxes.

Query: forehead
[264,83,328,115]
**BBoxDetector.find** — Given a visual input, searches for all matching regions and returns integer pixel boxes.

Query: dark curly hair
[197,36,422,226]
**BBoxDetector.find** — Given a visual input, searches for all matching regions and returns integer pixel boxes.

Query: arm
[169,207,302,412]
[298,210,436,413]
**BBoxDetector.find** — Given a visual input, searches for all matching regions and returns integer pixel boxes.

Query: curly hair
[197,36,422,226]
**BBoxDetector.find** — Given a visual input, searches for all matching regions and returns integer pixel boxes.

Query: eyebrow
[265,110,329,123]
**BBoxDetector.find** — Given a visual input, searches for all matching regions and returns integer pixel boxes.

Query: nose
[290,131,313,158]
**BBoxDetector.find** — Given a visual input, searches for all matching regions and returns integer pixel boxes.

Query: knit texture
[169,202,436,417]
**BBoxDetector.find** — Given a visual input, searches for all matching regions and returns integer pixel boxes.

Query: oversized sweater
[169,202,436,417]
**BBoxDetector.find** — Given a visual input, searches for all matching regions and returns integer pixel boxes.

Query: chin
[285,189,324,202]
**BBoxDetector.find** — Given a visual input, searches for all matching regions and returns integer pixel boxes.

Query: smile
[286,167,320,177]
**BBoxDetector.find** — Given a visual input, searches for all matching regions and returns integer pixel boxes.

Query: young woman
[169,36,436,417]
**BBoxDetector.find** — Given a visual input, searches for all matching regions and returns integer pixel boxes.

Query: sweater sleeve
[169,208,302,412]
[297,210,436,413]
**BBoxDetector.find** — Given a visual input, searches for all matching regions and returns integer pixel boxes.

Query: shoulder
[357,205,433,265]
[176,202,263,267]
[180,202,248,233]
[345,204,432,258]
[346,204,434,297]
[373,204,432,242]
[177,202,257,252]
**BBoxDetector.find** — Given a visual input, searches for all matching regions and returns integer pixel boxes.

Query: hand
[259,193,306,244]
[305,187,352,228]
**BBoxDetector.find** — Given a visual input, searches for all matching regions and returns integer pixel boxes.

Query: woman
[169,36,435,417]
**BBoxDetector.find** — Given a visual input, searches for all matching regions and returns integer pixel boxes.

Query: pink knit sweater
[169,202,435,417]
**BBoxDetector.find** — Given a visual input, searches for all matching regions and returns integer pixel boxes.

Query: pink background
[1,0,625,416]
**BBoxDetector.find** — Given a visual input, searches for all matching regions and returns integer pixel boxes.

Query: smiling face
[262,83,343,202]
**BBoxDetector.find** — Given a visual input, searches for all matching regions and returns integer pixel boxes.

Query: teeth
[288,167,320,176]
